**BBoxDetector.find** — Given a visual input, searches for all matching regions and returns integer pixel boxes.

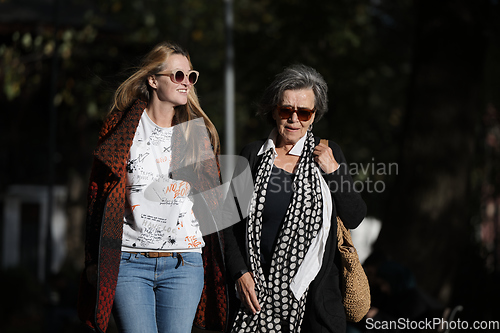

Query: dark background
[1,0,500,332]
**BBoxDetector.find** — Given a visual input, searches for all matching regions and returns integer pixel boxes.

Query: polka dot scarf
[232,131,323,333]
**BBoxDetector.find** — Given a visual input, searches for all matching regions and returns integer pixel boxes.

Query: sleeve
[83,158,106,267]
[322,140,367,229]
[84,143,120,267]
[221,144,258,281]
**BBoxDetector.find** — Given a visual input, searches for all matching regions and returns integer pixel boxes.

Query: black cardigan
[223,136,367,332]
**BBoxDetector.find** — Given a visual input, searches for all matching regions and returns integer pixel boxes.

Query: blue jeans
[113,252,204,333]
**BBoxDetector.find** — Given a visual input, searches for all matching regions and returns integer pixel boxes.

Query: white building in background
[350,216,382,264]
[2,185,67,281]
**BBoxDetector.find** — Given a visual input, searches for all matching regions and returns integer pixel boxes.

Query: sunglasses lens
[277,106,314,121]
[278,107,293,119]
[297,110,312,121]
[173,71,185,83]
[188,72,198,84]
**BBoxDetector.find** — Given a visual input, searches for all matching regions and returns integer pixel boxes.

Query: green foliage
[0,0,414,205]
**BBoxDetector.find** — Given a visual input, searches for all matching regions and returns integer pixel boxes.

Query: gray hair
[257,64,328,125]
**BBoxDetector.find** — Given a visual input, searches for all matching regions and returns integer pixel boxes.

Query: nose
[288,110,300,122]
[181,76,190,86]
[178,73,192,86]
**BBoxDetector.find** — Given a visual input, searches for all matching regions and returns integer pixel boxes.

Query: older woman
[223,64,367,332]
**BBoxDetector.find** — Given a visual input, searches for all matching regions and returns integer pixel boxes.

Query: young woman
[77,42,227,333]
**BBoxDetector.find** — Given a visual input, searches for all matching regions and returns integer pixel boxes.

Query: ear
[147,75,157,89]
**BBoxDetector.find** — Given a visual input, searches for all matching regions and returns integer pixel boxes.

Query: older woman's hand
[313,142,339,174]
[236,272,261,315]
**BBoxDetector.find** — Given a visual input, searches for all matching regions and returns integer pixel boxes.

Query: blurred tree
[229,0,414,218]
[0,0,415,280]
[0,0,413,215]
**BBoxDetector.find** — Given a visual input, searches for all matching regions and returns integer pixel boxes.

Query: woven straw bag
[336,216,371,322]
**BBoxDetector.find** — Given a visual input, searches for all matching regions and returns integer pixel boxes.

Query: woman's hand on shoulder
[314,141,339,174]
[236,272,261,315]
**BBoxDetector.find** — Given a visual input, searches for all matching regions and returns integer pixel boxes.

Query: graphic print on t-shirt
[121,111,204,252]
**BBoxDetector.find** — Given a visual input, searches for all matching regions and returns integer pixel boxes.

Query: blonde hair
[108,41,220,156]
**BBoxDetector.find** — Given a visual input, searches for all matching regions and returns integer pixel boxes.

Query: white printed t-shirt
[121,110,205,253]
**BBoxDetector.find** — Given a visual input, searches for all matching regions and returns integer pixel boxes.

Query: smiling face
[273,88,316,147]
[149,54,192,108]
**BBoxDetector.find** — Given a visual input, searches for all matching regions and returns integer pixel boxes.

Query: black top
[261,165,295,276]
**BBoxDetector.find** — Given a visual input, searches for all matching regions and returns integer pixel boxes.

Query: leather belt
[129,252,173,258]
[126,251,185,267]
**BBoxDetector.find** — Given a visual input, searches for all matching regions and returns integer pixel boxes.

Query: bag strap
[337,216,355,253]
[320,138,355,253]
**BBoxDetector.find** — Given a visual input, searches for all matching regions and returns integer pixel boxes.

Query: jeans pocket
[120,252,132,261]
[180,252,203,267]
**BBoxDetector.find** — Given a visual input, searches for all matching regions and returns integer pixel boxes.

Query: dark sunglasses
[276,105,316,121]
[156,69,199,85]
